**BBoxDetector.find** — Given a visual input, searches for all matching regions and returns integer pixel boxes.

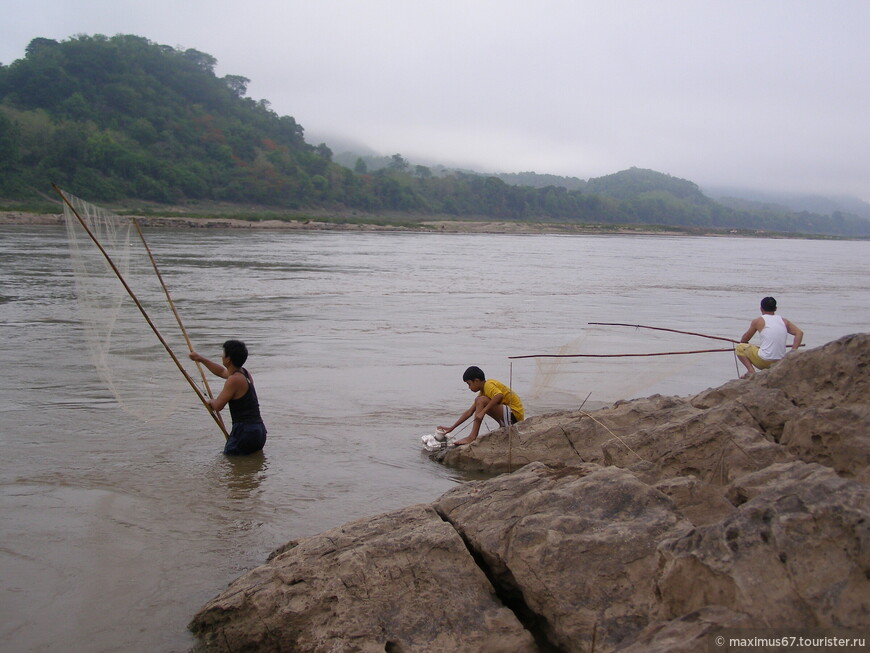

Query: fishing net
[61,189,215,425]
[519,323,737,412]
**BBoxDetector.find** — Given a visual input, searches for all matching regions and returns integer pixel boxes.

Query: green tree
[0,110,20,179]
[223,74,249,97]
[387,153,409,173]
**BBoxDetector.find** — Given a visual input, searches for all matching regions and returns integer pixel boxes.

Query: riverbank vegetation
[1,35,868,237]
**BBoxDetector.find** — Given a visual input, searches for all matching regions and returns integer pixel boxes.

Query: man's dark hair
[760,296,777,312]
[223,339,249,367]
[463,366,486,382]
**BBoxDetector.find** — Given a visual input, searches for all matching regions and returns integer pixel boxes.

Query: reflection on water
[215,451,268,500]
[1,225,868,652]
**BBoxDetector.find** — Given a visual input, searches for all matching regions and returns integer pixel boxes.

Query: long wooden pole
[588,322,740,344]
[54,185,229,439]
[132,218,228,437]
[509,347,734,360]
[587,321,803,348]
[133,219,208,387]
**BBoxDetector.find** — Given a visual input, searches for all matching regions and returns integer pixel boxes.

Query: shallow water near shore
[1,225,868,652]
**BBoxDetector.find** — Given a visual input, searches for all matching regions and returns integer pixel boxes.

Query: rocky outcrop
[189,333,870,652]
[656,462,869,628]
[436,332,870,484]
[434,464,693,652]
[190,504,536,653]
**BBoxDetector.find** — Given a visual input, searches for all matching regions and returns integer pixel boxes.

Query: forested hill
[0,35,322,206]
[1,35,868,237]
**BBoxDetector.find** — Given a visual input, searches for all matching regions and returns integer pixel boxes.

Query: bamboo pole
[132,219,207,385]
[54,185,229,439]
[588,322,740,344]
[132,218,228,436]
[587,321,803,348]
[509,347,734,360]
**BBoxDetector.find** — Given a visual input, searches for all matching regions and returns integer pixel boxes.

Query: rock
[435,462,692,652]
[614,606,755,653]
[435,395,691,475]
[601,401,790,485]
[760,332,870,407]
[652,476,736,527]
[779,404,870,484]
[691,382,798,442]
[655,462,870,628]
[189,504,535,652]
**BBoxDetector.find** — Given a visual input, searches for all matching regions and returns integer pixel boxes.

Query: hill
[0,35,328,207]
[704,186,870,221]
[1,34,868,237]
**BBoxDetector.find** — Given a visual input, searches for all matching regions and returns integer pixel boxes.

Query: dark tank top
[228,369,262,424]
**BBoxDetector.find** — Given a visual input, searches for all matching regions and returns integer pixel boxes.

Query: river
[1,225,867,652]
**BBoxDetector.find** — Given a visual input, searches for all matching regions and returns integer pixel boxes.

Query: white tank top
[759,314,787,361]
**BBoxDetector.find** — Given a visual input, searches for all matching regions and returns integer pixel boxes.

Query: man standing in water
[189,340,267,455]
[735,296,803,378]
[438,366,524,446]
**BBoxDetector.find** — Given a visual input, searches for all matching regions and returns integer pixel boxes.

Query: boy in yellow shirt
[438,366,524,446]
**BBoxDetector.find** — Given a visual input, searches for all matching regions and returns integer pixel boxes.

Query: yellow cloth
[481,379,524,421]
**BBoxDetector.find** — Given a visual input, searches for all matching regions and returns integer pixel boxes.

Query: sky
[2,1,869,201]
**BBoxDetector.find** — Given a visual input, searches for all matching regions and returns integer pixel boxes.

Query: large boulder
[760,332,870,407]
[654,461,870,629]
[435,462,692,652]
[651,475,736,527]
[432,394,692,474]
[779,404,870,484]
[189,504,535,652]
[600,401,790,485]
[613,606,755,653]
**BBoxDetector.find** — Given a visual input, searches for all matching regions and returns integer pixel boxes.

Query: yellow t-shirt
[481,379,524,421]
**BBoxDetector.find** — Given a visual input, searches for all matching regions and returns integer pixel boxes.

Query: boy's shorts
[735,343,777,370]
[502,405,520,425]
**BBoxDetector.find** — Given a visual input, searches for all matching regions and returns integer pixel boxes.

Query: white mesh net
[60,189,214,424]
[522,323,736,411]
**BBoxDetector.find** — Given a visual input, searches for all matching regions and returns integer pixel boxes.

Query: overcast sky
[3,1,868,200]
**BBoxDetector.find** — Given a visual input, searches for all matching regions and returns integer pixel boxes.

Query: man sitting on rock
[438,366,524,446]
[735,296,803,378]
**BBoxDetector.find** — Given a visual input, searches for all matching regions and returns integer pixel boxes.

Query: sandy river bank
[0,210,718,236]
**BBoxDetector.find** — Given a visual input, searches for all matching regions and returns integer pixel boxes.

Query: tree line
[1,34,868,237]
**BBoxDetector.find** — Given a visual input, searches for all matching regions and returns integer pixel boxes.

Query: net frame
[518,323,736,411]
[57,186,226,437]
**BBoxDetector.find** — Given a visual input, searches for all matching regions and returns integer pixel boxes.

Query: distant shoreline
[0,210,829,238]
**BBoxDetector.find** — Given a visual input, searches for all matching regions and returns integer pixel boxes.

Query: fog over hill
[325,136,870,221]
[2,34,867,237]
[703,186,870,220]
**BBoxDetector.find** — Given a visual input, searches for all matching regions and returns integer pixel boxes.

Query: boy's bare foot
[741,371,754,379]
[452,437,473,446]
